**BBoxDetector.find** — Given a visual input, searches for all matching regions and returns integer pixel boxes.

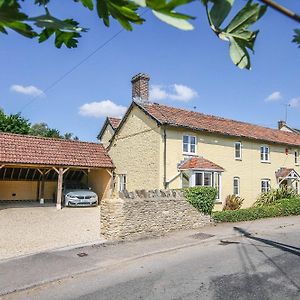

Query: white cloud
[10,84,45,97]
[78,100,127,118]
[150,84,198,102]
[150,85,168,101]
[288,98,300,108]
[265,91,282,102]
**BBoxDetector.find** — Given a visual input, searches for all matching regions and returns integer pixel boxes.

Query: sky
[0,1,299,142]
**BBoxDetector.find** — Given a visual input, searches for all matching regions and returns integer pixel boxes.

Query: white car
[64,183,98,207]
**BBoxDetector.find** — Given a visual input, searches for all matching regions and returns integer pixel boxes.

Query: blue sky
[0,1,299,141]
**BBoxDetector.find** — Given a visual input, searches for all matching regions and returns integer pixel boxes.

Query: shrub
[184,186,217,215]
[213,197,300,222]
[254,186,297,207]
[223,195,244,211]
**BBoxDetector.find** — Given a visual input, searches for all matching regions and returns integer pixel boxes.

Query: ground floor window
[193,171,221,200]
[261,179,270,193]
[119,174,127,191]
[233,177,240,196]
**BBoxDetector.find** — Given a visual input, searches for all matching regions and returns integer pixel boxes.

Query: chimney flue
[131,73,150,103]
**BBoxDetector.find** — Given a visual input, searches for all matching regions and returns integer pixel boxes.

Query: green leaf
[202,0,267,70]
[152,10,193,30]
[54,30,81,48]
[292,29,300,48]
[130,0,146,7]
[209,0,234,28]
[74,0,94,10]
[97,0,110,26]
[225,0,267,34]
[229,37,250,69]
[96,0,144,30]
[0,0,37,38]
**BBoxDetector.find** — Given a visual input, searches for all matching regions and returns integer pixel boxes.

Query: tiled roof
[275,168,299,179]
[139,102,300,147]
[178,157,224,171]
[0,133,114,168]
[108,117,121,130]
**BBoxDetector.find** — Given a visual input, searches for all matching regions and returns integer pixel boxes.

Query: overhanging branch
[258,0,300,23]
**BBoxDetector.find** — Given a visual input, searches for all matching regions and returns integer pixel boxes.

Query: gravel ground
[0,203,102,260]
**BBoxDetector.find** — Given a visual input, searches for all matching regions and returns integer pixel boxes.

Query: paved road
[4,220,300,300]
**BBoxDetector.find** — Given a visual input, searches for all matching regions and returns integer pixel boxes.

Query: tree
[30,122,78,139]
[0,109,31,134]
[0,0,299,69]
[0,111,79,139]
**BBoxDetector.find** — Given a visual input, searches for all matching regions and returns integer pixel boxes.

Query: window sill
[235,158,242,161]
[183,153,197,156]
[214,201,222,205]
[261,160,271,164]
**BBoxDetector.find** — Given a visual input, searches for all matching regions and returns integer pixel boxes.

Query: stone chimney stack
[131,73,150,103]
[278,120,286,130]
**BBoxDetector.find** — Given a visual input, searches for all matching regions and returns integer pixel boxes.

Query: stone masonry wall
[100,189,211,241]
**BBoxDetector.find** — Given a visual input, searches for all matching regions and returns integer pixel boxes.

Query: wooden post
[40,173,45,204]
[56,167,63,210]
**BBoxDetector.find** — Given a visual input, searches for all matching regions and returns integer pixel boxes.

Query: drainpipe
[163,126,167,189]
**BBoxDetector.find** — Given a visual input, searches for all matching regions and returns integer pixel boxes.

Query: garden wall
[100,189,211,241]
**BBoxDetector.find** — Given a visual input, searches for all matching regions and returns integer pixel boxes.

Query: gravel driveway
[0,202,102,260]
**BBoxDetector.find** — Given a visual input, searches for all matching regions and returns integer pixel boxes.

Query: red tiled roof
[178,157,224,171]
[275,168,299,179]
[108,117,121,130]
[139,102,300,147]
[0,133,114,168]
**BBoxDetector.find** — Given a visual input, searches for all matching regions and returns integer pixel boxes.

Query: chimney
[131,73,150,103]
[278,120,286,130]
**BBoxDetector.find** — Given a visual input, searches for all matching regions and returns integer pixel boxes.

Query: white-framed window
[260,146,270,162]
[214,172,221,200]
[234,142,242,160]
[295,151,299,165]
[295,181,299,194]
[233,177,240,196]
[194,171,221,201]
[261,179,270,193]
[183,135,196,154]
[119,174,127,191]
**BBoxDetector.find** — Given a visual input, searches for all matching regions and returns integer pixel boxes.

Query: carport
[0,133,114,209]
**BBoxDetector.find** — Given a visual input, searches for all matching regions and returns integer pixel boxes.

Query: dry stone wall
[100,189,211,241]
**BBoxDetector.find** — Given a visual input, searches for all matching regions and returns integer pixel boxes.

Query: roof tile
[141,102,300,147]
[0,133,114,168]
[179,157,224,171]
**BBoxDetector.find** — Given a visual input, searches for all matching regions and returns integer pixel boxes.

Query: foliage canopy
[0,0,299,69]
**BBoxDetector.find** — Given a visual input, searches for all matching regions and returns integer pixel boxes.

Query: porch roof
[275,168,300,179]
[178,156,224,172]
[0,133,114,169]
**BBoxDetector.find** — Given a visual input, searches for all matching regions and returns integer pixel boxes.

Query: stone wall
[100,189,211,241]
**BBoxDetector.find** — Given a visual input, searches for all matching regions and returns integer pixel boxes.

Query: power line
[20,29,124,112]
[19,9,149,112]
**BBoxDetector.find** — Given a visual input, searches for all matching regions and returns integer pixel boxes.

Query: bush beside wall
[184,186,217,215]
[213,198,300,223]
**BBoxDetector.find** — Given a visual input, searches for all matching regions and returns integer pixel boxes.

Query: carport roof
[0,133,114,168]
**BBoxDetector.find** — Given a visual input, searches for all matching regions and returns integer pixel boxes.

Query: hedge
[184,186,217,215]
[213,198,300,223]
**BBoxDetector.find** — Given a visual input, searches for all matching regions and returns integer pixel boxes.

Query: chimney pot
[131,73,150,103]
[278,120,286,130]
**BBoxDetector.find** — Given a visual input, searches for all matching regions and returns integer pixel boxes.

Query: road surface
[5,221,300,300]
